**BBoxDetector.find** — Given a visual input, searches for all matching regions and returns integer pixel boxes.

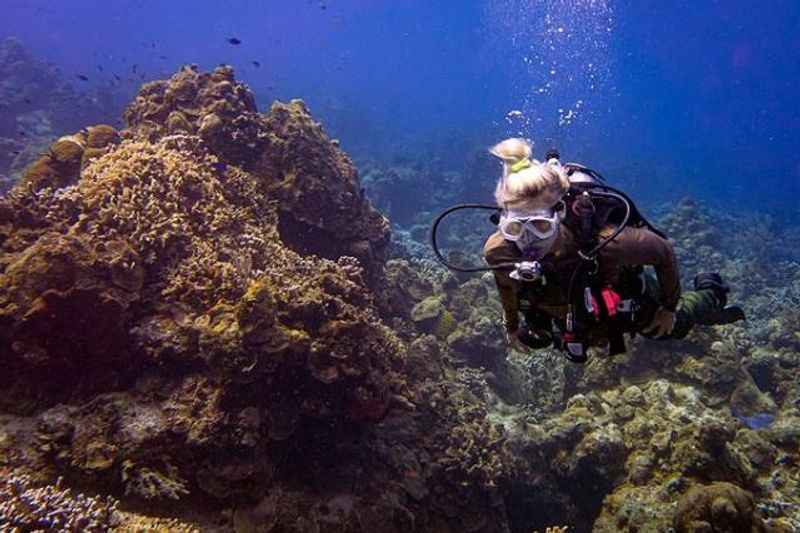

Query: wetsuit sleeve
[483,232,521,332]
[605,227,681,312]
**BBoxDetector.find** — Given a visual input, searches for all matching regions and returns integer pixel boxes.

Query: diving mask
[499,207,560,242]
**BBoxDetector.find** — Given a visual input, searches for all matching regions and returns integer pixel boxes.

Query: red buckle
[601,288,622,318]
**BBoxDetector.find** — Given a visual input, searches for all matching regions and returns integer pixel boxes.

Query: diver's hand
[643,306,676,338]
[505,329,527,352]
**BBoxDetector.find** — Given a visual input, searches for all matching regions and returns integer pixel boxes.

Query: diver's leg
[688,273,746,326]
[643,272,745,340]
[518,308,554,349]
[670,288,719,339]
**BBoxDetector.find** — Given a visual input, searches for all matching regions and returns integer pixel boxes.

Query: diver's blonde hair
[490,138,570,209]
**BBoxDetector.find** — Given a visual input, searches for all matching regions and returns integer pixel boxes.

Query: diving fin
[695,305,746,326]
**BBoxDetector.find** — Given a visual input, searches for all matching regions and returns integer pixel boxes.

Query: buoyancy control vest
[552,163,665,362]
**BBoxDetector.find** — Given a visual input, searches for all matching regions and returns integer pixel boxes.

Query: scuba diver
[431,138,745,363]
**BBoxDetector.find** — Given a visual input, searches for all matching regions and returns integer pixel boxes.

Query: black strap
[607,322,627,356]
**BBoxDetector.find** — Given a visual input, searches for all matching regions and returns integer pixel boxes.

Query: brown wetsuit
[483,224,682,341]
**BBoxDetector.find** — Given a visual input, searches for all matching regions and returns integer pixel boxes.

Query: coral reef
[2,61,799,533]
[360,161,462,226]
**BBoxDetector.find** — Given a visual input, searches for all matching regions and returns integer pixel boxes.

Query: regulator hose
[581,189,631,258]
[429,203,518,273]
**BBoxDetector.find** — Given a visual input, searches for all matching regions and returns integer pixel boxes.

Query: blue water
[3,0,799,213]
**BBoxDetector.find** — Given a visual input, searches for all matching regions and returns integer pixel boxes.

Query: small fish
[18,131,27,137]
[159,55,168,60]
[211,162,227,173]
[10,150,21,155]
[97,65,104,72]
[132,64,138,73]
[77,74,89,81]
[113,74,121,81]
[737,412,775,430]
[227,37,242,45]
[23,98,32,104]
[251,60,261,68]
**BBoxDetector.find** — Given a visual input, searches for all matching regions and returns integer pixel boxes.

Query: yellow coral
[433,309,457,339]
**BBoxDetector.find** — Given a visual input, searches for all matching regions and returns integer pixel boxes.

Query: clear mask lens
[532,219,554,235]
[504,220,524,237]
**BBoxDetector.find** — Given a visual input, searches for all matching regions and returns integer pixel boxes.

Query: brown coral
[124,64,263,166]
[261,99,390,279]
[121,65,390,284]
[0,66,417,527]
[0,231,141,412]
[673,482,770,533]
[15,135,85,194]
[1,121,402,424]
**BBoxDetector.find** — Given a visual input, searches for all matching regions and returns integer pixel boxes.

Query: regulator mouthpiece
[510,261,543,282]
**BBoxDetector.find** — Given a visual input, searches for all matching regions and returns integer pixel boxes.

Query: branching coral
[121,459,189,501]
[0,472,119,532]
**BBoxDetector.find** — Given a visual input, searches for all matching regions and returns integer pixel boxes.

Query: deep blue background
[3,0,799,215]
